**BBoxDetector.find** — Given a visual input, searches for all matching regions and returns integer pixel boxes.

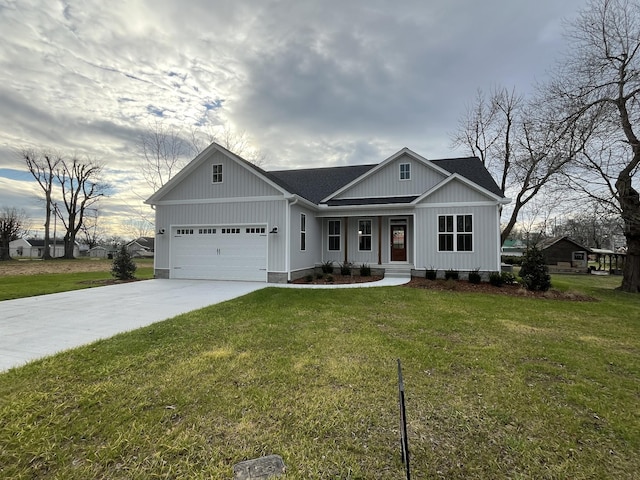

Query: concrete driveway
[0,279,266,372]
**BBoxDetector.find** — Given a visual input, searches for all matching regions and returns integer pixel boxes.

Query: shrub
[501,272,517,285]
[111,245,136,280]
[340,261,352,275]
[321,261,334,274]
[519,246,551,291]
[316,272,324,280]
[468,269,482,284]
[304,274,313,283]
[359,263,371,277]
[325,274,334,283]
[444,269,459,281]
[425,268,437,280]
[489,271,503,287]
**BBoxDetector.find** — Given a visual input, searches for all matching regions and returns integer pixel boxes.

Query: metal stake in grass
[397,358,411,480]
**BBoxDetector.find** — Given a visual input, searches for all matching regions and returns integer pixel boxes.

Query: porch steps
[384,266,413,278]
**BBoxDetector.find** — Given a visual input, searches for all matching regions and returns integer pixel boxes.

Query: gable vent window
[400,163,411,180]
[438,214,473,252]
[212,164,223,183]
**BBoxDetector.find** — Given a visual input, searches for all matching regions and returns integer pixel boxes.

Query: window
[400,162,411,180]
[358,219,372,251]
[300,213,306,251]
[328,220,341,251]
[438,214,473,252]
[212,164,223,183]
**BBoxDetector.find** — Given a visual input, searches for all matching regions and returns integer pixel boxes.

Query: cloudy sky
[0,0,586,237]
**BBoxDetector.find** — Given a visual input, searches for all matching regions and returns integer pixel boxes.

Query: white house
[145,143,509,283]
[9,238,77,259]
[126,237,155,258]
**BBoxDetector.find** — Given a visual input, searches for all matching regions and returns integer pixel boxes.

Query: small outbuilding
[537,236,591,271]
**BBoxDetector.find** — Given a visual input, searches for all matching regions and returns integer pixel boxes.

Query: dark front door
[391,225,407,261]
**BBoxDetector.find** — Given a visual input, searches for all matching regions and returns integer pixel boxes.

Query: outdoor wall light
[269,226,279,234]
[157,228,166,234]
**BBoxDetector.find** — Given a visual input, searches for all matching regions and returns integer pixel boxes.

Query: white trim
[212,163,223,184]
[357,218,372,252]
[399,162,411,181]
[437,213,474,253]
[327,219,342,252]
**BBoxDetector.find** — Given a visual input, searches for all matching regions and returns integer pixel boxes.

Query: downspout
[286,196,298,282]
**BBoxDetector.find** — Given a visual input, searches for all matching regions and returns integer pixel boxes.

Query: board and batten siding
[334,155,446,199]
[154,199,288,273]
[160,150,282,202]
[288,203,322,272]
[414,204,501,272]
[426,179,493,204]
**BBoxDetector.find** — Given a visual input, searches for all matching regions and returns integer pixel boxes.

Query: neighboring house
[537,236,591,268]
[126,237,155,258]
[88,246,108,258]
[502,239,526,257]
[8,238,77,258]
[145,143,509,283]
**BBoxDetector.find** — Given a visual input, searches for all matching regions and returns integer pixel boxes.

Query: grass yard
[0,275,639,478]
[0,258,154,300]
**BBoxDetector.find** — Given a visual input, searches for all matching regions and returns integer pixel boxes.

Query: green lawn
[1,275,639,479]
[0,260,154,301]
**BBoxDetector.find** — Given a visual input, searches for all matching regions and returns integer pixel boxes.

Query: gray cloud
[0,0,586,236]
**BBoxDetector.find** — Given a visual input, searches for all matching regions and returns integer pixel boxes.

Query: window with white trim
[300,213,306,251]
[358,219,372,251]
[328,220,341,251]
[212,164,223,183]
[438,214,473,252]
[400,162,411,180]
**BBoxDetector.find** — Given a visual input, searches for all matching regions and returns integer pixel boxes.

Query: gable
[146,145,286,204]
[418,177,497,204]
[332,152,447,200]
[160,150,283,202]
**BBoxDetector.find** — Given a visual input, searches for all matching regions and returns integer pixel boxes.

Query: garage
[170,225,268,281]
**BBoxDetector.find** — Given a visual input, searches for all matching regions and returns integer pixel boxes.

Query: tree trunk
[616,173,640,293]
[0,237,10,261]
[63,233,76,259]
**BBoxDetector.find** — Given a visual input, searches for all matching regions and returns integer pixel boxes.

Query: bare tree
[79,208,105,249]
[138,121,267,194]
[22,149,61,260]
[452,87,585,244]
[545,0,640,292]
[138,121,192,192]
[0,207,29,261]
[55,156,108,259]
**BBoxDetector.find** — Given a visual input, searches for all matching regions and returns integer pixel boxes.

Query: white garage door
[170,226,268,281]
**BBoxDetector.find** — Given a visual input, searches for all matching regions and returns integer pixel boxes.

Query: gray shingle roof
[268,164,377,204]
[431,157,504,197]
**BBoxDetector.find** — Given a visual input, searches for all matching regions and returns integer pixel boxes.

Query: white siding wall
[154,199,288,273]
[426,179,492,204]
[414,205,500,271]
[335,155,446,199]
[289,203,322,272]
[161,151,281,201]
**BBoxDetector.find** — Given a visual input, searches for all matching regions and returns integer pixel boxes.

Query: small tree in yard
[111,245,136,280]
[519,246,551,291]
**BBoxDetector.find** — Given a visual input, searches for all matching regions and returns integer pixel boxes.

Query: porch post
[378,216,382,264]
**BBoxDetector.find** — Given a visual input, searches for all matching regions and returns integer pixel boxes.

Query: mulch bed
[291,274,384,285]
[405,277,597,302]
